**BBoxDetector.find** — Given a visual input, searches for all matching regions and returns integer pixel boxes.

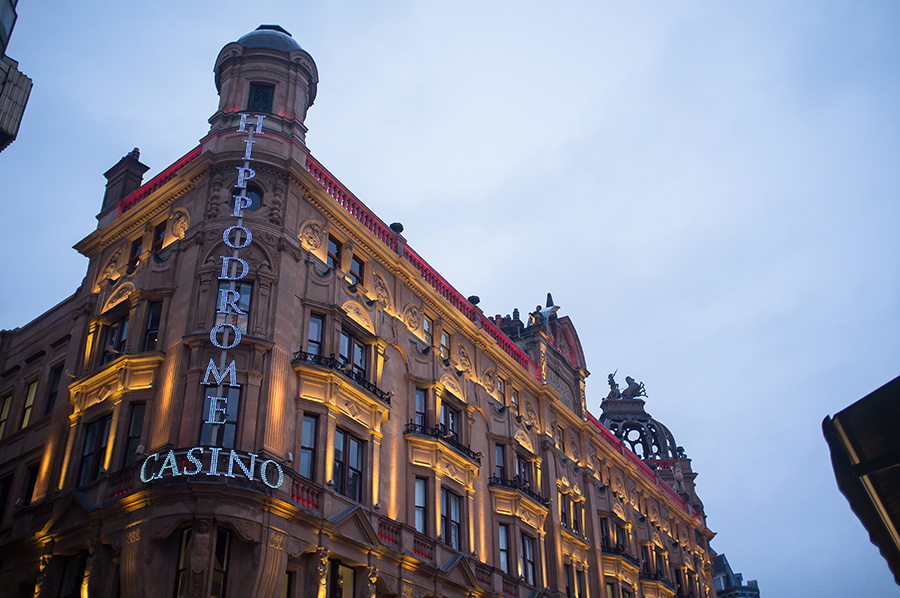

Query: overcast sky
[3,2,899,596]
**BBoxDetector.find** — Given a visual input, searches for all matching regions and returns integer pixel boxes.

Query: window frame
[0,394,10,439]
[423,315,434,347]
[307,314,324,356]
[495,444,506,479]
[20,379,37,428]
[439,401,460,441]
[349,254,364,286]
[414,388,427,427]
[339,330,368,379]
[216,280,252,333]
[439,330,451,360]
[45,363,64,416]
[101,312,130,365]
[123,403,146,468]
[498,523,510,574]
[79,415,112,486]
[333,428,363,502]
[151,220,167,255]
[143,300,163,351]
[414,476,427,534]
[519,532,536,585]
[441,486,462,550]
[327,236,342,270]
[299,414,317,480]
[247,82,275,113]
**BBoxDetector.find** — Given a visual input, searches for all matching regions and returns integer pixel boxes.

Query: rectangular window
[415,388,427,427]
[606,583,616,598]
[560,492,569,528]
[621,588,632,598]
[216,280,252,333]
[334,429,363,502]
[175,528,192,598]
[349,255,364,286]
[497,377,506,398]
[0,394,10,439]
[441,487,461,550]
[143,301,163,351]
[439,402,460,441]
[328,560,355,598]
[129,237,143,269]
[519,533,536,585]
[564,564,574,598]
[79,415,112,486]
[339,331,367,378]
[0,474,12,523]
[439,330,451,360]
[307,314,324,356]
[516,454,532,487]
[414,477,427,534]
[248,83,275,113]
[556,426,565,450]
[573,501,582,535]
[22,463,38,507]
[102,314,129,364]
[123,403,146,468]
[57,551,88,598]
[495,444,506,479]
[510,389,519,414]
[498,523,510,574]
[20,379,37,428]
[299,414,317,480]
[576,570,586,598]
[327,236,342,270]
[423,315,433,347]
[151,220,167,254]
[201,387,240,449]
[599,517,610,549]
[211,528,231,598]
[45,364,64,415]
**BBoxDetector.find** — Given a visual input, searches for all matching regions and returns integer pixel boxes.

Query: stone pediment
[328,504,379,548]
[439,553,480,592]
[40,491,95,536]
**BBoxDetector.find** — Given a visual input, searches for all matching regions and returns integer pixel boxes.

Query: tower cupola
[209,25,318,145]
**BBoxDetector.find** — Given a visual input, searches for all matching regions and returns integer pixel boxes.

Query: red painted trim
[117,145,203,216]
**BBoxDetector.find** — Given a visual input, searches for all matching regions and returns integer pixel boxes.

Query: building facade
[0,26,718,598]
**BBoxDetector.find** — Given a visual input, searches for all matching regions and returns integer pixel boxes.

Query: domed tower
[599,374,706,516]
[208,25,318,146]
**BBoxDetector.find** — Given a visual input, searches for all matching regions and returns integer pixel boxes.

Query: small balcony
[601,541,641,567]
[488,476,549,506]
[403,422,482,464]
[292,350,391,405]
[640,571,676,592]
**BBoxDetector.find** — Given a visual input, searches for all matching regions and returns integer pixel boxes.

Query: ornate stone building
[0,26,718,598]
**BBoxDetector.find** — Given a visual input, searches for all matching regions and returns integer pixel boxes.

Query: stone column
[251,530,289,598]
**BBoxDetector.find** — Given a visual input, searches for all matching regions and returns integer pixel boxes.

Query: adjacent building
[0,0,31,152]
[0,26,721,598]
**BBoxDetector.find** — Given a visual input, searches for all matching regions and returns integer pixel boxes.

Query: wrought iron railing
[640,572,675,591]
[601,541,640,567]
[292,350,391,404]
[403,422,482,464]
[488,476,549,506]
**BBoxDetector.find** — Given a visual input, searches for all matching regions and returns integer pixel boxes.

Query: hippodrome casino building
[0,26,724,598]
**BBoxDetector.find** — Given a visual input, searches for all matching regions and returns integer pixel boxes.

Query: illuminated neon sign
[141,113,285,490]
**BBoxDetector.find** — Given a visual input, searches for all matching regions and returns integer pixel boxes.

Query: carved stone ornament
[299,220,325,251]
[457,344,472,373]
[171,208,190,239]
[206,172,226,219]
[101,249,123,282]
[269,178,285,225]
[341,300,374,333]
[439,374,462,398]
[102,281,135,313]
[482,368,496,392]
[374,274,391,309]
[403,304,421,331]
[525,401,538,427]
